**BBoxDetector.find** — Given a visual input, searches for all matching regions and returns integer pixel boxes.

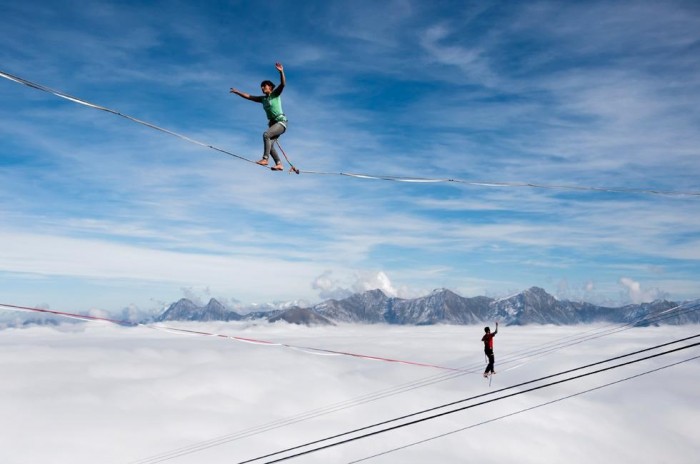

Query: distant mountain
[5,288,697,329]
[311,286,699,326]
[151,287,700,326]
[156,299,334,326]
[312,289,390,323]
[487,287,685,326]
[386,289,493,325]
[157,298,243,322]
[268,307,335,326]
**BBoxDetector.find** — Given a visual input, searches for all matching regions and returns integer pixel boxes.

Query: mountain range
[156,287,700,327]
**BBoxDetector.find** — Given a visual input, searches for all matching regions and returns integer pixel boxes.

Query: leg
[269,143,281,165]
[484,350,495,375]
[262,122,286,165]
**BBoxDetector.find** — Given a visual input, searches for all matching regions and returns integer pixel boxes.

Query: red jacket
[482,331,496,350]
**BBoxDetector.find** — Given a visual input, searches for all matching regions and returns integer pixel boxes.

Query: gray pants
[262,121,287,164]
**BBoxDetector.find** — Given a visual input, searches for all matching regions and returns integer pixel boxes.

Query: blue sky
[1,0,699,313]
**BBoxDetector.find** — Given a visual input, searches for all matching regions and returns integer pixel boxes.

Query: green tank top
[261,94,287,123]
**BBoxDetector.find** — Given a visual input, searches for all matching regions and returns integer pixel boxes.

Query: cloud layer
[0,322,697,463]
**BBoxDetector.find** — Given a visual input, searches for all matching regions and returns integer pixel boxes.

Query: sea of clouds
[0,321,698,464]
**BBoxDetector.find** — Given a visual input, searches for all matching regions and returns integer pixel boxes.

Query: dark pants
[484,348,495,374]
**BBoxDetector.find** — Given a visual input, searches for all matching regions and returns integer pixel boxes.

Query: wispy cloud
[1,0,699,310]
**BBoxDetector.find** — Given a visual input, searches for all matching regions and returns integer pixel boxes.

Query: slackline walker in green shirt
[230,62,288,171]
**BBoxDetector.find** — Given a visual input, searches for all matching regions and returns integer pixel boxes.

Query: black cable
[347,354,700,463]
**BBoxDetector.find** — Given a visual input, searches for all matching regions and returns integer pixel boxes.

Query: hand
[229,88,238,94]
[275,62,284,72]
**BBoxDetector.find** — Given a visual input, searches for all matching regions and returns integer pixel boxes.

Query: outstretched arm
[493,321,499,335]
[273,62,286,95]
[230,88,262,102]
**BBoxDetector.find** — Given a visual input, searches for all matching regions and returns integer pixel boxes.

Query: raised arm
[273,62,286,96]
[493,321,499,335]
[229,88,262,102]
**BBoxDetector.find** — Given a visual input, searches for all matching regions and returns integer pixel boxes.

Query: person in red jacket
[482,321,499,378]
